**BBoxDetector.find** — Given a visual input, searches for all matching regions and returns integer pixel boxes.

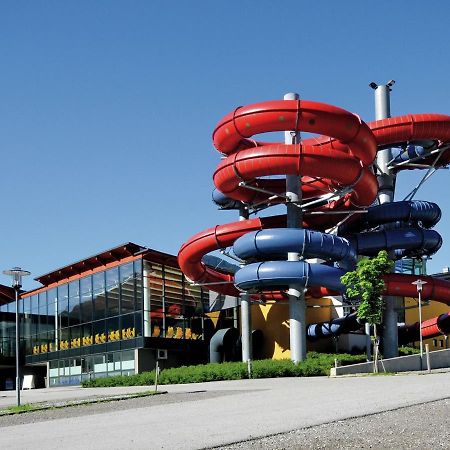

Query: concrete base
[336,333,367,354]
[331,348,450,376]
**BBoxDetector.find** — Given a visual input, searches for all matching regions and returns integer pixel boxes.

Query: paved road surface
[1,372,450,449]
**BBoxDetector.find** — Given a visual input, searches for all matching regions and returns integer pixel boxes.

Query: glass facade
[0,254,210,386]
[48,349,135,386]
[144,261,207,340]
[14,260,144,357]
[0,301,15,358]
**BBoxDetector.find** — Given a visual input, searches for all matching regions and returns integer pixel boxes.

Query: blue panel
[234,261,345,292]
[234,228,356,269]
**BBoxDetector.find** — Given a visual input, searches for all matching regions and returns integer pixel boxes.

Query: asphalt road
[219,397,450,449]
[1,372,450,449]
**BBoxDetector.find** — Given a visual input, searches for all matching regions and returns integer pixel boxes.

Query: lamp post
[3,267,30,406]
[412,279,427,369]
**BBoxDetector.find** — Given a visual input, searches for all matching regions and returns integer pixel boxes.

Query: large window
[48,349,135,386]
[120,263,135,314]
[16,256,207,359]
[93,272,106,320]
[106,267,120,318]
[80,276,93,323]
[68,281,80,326]
[146,262,164,337]
[143,260,205,340]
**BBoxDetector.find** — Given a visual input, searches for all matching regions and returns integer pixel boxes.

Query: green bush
[398,345,420,356]
[81,352,365,388]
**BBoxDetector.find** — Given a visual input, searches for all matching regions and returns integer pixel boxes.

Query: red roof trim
[21,243,181,299]
[35,242,147,286]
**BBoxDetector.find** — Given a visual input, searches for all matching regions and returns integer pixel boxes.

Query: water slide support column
[371,80,400,359]
[240,206,253,365]
[285,92,306,363]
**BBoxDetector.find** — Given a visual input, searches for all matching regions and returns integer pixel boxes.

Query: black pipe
[209,327,239,363]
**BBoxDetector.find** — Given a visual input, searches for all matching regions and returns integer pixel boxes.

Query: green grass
[82,352,365,388]
[0,390,162,416]
[6,403,38,414]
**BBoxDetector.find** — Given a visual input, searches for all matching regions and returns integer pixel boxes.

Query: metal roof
[0,284,15,305]
[34,242,178,287]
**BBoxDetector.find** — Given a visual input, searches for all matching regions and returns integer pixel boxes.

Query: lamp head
[411,279,427,293]
[2,267,31,288]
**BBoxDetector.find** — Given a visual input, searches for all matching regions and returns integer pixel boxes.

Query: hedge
[82,352,365,388]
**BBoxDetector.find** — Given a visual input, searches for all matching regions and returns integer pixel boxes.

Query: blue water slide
[233,225,441,293]
[307,313,361,340]
[230,199,443,340]
[338,200,441,234]
[234,229,356,269]
[212,189,242,210]
[234,260,345,292]
[348,228,442,258]
[390,145,428,163]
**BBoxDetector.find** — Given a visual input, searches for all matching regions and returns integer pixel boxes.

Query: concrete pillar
[285,92,306,363]
[239,206,253,363]
[371,81,399,359]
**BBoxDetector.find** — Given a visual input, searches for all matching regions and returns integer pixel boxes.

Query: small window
[93,272,105,293]
[120,263,133,282]
[106,268,119,288]
[433,339,438,347]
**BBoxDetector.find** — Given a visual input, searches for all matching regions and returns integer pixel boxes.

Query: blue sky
[1,1,450,290]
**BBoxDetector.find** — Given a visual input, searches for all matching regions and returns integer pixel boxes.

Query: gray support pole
[143,266,151,337]
[374,83,395,204]
[371,81,399,359]
[15,288,20,406]
[418,288,423,369]
[285,92,306,363]
[239,205,253,364]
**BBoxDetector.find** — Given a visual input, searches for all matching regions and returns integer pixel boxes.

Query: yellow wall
[404,297,450,351]
[251,297,334,360]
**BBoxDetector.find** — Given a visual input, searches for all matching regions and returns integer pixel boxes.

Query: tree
[340,250,393,326]
[340,250,393,372]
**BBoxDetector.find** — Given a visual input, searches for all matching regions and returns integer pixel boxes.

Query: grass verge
[0,390,162,416]
[82,352,365,388]
[5,403,39,414]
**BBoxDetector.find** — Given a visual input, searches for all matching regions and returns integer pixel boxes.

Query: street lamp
[412,279,427,370]
[3,267,30,406]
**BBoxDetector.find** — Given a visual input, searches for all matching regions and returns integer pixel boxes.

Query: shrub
[81,352,366,388]
[398,345,420,356]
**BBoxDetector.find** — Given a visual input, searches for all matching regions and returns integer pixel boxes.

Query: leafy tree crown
[340,250,393,325]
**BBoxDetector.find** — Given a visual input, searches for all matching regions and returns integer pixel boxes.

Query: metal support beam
[403,147,447,201]
[371,80,399,359]
[285,92,306,364]
[239,205,253,366]
[238,181,290,201]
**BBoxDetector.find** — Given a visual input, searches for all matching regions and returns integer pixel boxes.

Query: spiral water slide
[178,100,450,344]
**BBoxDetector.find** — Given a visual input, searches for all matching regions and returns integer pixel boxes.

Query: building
[2,241,447,389]
[0,243,212,388]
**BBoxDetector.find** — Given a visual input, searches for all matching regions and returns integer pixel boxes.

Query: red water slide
[178,99,450,341]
